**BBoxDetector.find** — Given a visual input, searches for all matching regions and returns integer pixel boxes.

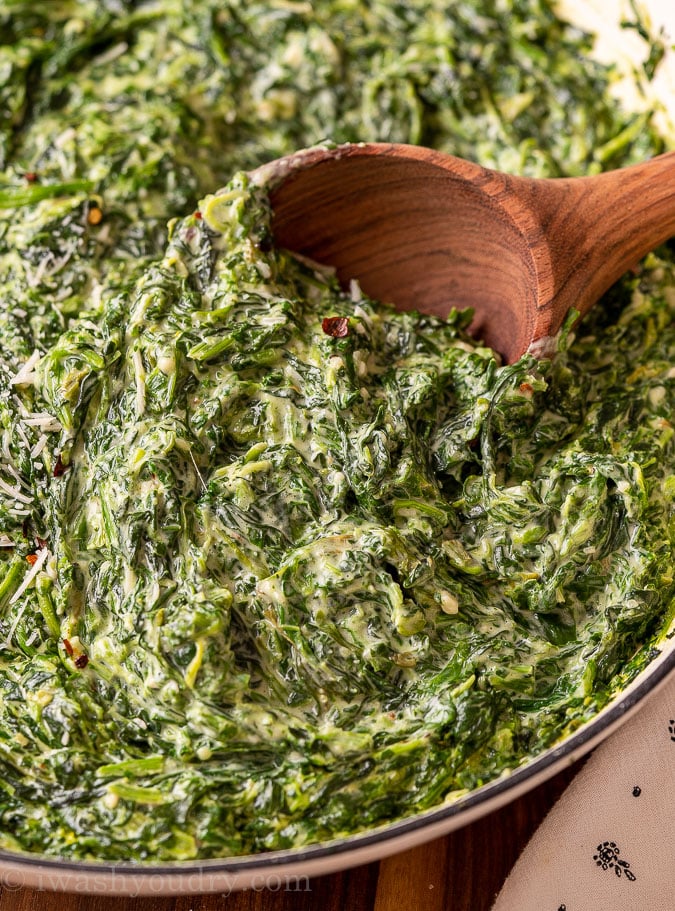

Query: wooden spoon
[252,143,675,363]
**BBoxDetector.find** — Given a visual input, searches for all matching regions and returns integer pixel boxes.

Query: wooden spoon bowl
[253,143,675,362]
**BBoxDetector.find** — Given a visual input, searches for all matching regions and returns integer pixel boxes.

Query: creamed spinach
[0,0,673,860]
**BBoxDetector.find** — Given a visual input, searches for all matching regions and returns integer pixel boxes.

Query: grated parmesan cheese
[11,394,29,417]
[15,423,31,450]
[4,462,29,488]
[30,434,48,459]
[22,413,61,432]
[9,350,41,387]
[3,549,51,649]
[0,477,32,504]
[8,547,50,607]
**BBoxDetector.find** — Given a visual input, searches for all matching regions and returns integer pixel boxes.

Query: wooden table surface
[0,760,581,911]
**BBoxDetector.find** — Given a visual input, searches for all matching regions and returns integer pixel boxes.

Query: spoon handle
[526,151,675,344]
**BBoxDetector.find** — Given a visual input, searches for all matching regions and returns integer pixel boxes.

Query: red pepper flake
[53,454,69,477]
[35,536,48,549]
[24,172,39,183]
[74,653,89,669]
[26,553,38,565]
[322,316,350,338]
[193,210,202,219]
[62,638,74,656]
[519,382,534,395]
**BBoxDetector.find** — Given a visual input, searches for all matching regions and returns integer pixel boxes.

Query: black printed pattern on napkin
[593,842,636,880]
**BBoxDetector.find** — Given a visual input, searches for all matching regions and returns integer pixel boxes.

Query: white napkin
[492,670,675,911]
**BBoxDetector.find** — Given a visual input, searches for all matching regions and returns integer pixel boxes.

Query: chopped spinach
[0,0,672,861]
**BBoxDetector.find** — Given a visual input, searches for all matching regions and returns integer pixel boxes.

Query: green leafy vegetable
[0,180,93,209]
[0,0,672,863]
